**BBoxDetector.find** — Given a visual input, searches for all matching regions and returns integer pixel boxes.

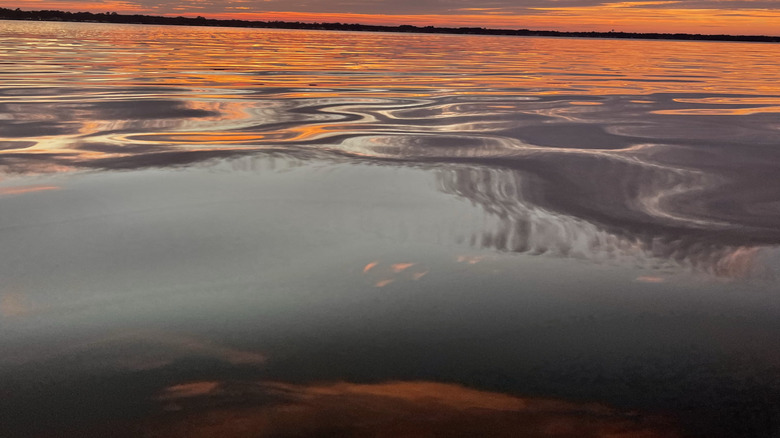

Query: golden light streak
[653,106,780,115]
[0,185,60,196]
[636,275,666,283]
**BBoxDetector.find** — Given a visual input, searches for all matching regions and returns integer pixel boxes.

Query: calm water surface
[2,20,780,437]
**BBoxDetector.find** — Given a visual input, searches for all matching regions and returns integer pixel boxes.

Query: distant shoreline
[2,7,779,43]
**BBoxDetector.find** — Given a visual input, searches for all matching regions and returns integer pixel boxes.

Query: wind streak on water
[2,21,780,278]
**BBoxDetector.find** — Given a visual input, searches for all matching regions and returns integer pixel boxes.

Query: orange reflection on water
[412,270,429,280]
[457,255,486,264]
[362,261,430,287]
[147,380,681,438]
[374,279,395,288]
[149,133,268,144]
[159,382,221,400]
[636,276,666,283]
[2,22,780,283]
[653,107,780,115]
[390,262,415,273]
[0,293,34,317]
[0,185,60,196]
[7,23,778,98]
[3,22,779,175]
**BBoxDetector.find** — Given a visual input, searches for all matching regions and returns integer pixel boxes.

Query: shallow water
[2,20,780,437]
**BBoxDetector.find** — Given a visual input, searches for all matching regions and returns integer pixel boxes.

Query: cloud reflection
[4,93,780,278]
[3,27,780,279]
[146,380,681,438]
[434,164,778,278]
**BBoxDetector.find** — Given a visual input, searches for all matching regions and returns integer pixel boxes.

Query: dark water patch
[72,149,270,170]
[0,119,79,138]
[0,356,264,438]
[74,141,175,154]
[70,99,220,121]
[504,123,640,150]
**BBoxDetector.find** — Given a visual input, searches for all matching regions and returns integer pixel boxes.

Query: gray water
[2,20,780,437]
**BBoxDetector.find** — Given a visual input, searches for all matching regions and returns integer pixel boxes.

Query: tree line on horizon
[1,7,779,42]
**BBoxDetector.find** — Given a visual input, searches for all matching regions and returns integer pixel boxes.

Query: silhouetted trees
[1,7,778,42]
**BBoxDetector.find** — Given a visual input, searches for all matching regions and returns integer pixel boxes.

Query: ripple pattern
[3,21,780,276]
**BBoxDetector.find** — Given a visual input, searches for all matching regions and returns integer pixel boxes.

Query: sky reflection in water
[2,21,780,437]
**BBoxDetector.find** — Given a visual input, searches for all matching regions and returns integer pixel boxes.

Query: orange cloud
[12,1,145,14]
[525,5,780,34]
[8,2,780,35]
[194,9,780,35]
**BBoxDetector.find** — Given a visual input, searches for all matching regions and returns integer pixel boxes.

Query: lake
[2,20,780,437]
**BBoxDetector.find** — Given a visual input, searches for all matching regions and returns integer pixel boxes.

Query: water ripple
[3,22,780,277]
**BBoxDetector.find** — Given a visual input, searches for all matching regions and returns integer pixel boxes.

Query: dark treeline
[2,7,779,43]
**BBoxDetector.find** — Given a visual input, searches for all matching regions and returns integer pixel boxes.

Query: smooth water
[2,20,780,437]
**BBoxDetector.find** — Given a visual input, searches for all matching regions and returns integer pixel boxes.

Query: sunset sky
[7,0,780,35]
